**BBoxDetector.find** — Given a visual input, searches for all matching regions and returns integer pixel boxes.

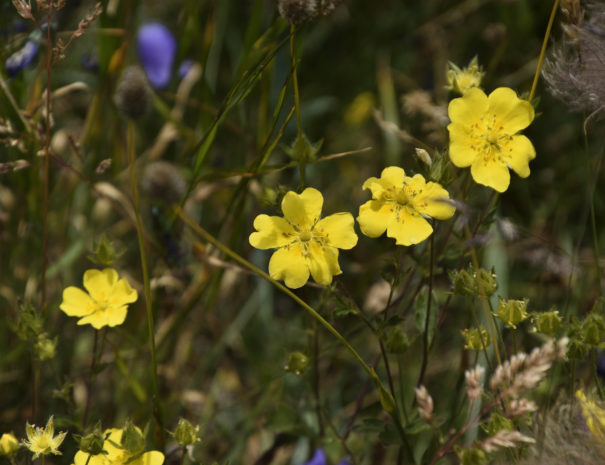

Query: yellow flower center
[470,114,513,163]
[299,229,312,242]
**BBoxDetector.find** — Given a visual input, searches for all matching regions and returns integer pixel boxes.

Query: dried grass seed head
[114,66,153,120]
[543,1,605,114]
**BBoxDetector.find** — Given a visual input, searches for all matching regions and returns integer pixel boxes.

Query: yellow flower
[60,268,137,329]
[446,57,483,95]
[576,389,605,443]
[23,416,66,459]
[0,433,19,456]
[73,428,164,465]
[447,87,535,193]
[357,167,455,246]
[249,187,358,289]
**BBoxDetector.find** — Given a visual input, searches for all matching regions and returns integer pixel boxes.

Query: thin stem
[417,233,435,387]
[82,330,100,428]
[529,0,559,102]
[127,121,163,445]
[290,25,302,133]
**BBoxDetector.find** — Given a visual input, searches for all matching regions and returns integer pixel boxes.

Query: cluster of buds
[451,267,497,298]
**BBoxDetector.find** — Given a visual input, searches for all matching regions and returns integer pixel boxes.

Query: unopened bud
[533,310,561,336]
[114,66,152,120]
[173,418,200,446]
[78,425,105,456]
[495,298,528,329]
[120,421,145,455]
[284,351,309,375]
[0,433,19,456]
[462,327,490,350]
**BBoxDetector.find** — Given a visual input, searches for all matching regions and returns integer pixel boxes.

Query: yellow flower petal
[73,451,106,465]
[504,134,535,178]
[281,188,323,229]
[471,158,510,193]
[60,287,95,317]
[314,213,358,249]
[268,245,310,289]
[135,451,165,465]
[112,278,138,305]
[83,268,118,300]
[447,123,475,167]
[448,88,488,126]
[357,200,391,238]
[413,182,456,220]
[362,166,405,198]
[77,305,127,329]
[386,209,433,246]
[487,87,534,133]
[307,242,341,285]
[249,215,296,249]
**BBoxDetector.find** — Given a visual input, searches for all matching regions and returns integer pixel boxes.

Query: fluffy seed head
[114,66,153,120]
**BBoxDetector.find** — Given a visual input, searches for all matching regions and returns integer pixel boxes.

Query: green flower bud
[461,327,490,350]
[446,57,484,95]
[474,268,497,298]
[284,351,309,375]
[582,314,605,346]
[385,327,410,354]
[35,334,57,361]
[173,418,200,446]
[452,269,475,296]
[495,298,529,329]
[78,425,106,456]
[534,310,562,336]
[456,447,488,465]
[88,235,125,266]
[284,132,322,164]
[566,338,588,360]
[120,421,145,456]
[0,433,19,456]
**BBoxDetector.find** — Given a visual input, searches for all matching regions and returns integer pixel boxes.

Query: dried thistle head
[277,0,344,25]
[114,66,153,120]
[141,161,186,205]
[543,1,605,116]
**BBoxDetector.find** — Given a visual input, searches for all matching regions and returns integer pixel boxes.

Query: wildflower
[136,23,176,89]
[5,40,38,76]
[249,187,357,289]
[73,427,164,465]
[114,66,153,120]
[576,389,605,443]
[446,57,484,95]
[343,92,375,126]
[59,268,137,329]
[0,433,19,456]
[447,87,535,193]
[494,298,529,329]
[23,416,66,459]
[357,166,455,246]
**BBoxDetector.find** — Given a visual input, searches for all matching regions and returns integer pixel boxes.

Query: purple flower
[5,40,39,76]
[178,59,194,80]
[136,23,176,89]
[303,449,327,465]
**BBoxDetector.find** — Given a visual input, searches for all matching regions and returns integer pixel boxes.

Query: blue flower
[136,23,177,89]
[178,59,194,79]
[5,40,38,76]
[303,449,327,465]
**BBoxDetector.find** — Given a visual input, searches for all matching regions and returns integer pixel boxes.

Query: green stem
[127,121,164,445]
[290,25,302,133]
[176,208,385,396]
[529,0,559,102]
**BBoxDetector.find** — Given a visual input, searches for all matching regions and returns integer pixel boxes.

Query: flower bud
[88,234,125,266]
[120,421,145,455]
[494,298,528,329]
[533,310,562,336]
[173,418,199,446]
[78,425,105,456]
[284,132,322,164]
[582,314,605,346]
[446,57,483,95]
[0,433,19,456]
[462,327,490,350]
[284,351,309,375]
[473,268,497,297]
[385,327,410,354]
[451,269,475,296]
[456,447,488,465]
[35,334,57,360]
[114,66,153,120]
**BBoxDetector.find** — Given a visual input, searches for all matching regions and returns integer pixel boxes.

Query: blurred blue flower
[178,59,194,80]
[303,449,327,465]
[136,22,176,89]
[5,40,38,76]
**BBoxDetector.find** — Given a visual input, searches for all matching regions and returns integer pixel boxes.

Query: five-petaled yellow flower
[0,433,19,456]
[23,416,66,459]
[60,268,137,329]
[447,87,535,193]
[72,428,164,465]
[357,166,455,246]
[249,187,358,289]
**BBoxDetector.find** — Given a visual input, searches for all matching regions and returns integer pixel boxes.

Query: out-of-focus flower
[302,448,327,465]
[357,166,455,246]
[447,87,535,193]
[114,66,153,120]
[136,23,176,89]
[576,389,605,443]
[343,92,375,126]
[23,416,66,459]
[178,59,194,79]
[59,268,137,329]
[249,187,357,289]
[73,427,164,465]
[446,57,484,95]
[173,418,200,446]
[5,40,38,76]
[0,433,19,456]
